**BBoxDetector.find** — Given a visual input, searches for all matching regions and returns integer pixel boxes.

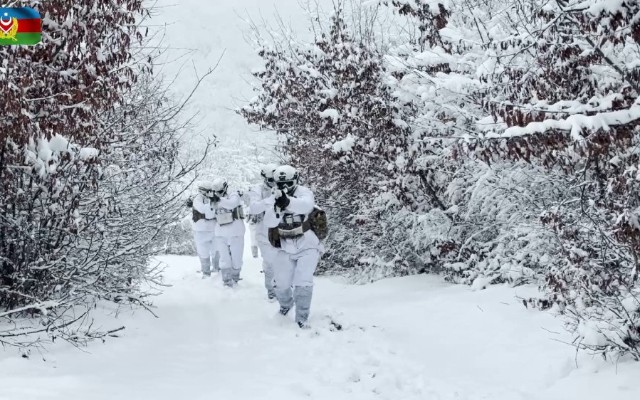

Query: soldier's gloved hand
[274,191,290,209]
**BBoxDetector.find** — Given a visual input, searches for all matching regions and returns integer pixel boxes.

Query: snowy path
[2,235,639,400]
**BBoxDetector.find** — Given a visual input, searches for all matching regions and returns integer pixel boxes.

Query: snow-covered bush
[0,0,206,347]
[241,9,414,275]
[242,0,640,358]
[463,0,640,359]
[382,0,640,358]
[240,0,552,283]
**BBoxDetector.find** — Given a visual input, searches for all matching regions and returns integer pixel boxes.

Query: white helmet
[273,165,299,192]
[260,163,279,188]
[197,180,215,197]
[211,178,228,196]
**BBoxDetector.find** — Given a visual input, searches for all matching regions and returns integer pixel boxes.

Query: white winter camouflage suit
[214,191,246,286]
[247,182,278,298]
[192,193,220,275]
[264,185,323,324]
[243,192,260,258]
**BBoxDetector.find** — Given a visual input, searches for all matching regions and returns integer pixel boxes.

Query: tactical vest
[216,206,245,225]
[268,206,328,247]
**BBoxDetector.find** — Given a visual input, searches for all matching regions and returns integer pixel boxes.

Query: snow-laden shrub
[463,0,640,359]
[390,0,640,359]
[241,9,414,277]
[0,0,207,347]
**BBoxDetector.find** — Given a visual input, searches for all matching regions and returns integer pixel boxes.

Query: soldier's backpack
[193,209,206,223]
[308,206,328,240]
[185,196,194,208]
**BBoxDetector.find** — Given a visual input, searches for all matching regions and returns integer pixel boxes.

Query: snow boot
[199,257,211,276]
[231,268,241,284]
[221,269,235,287]
[268,291,277,302]
[297,321,310,329]
[279,306,290,316]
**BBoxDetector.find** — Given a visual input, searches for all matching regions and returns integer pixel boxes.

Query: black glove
[274,191,290,209]
[210,194,220,203]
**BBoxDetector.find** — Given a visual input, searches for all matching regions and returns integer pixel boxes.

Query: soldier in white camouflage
[191,181,220,277]
[264,165,324,328]
[247,164,280,300]
[211,178,246,287]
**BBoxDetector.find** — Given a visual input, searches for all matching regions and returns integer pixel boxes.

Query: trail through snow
[2,231,639,400]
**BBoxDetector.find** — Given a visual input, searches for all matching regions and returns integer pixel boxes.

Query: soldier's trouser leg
[273,251,295,309]
[249,223,259,258]
[215,237,234,287]
[259,242,276,297]
[291,249,320,324]
[293,286,313,324]
[264,259,276,297]
[211,248,220,272]
[228,236,244,282]
[194,231,215,275]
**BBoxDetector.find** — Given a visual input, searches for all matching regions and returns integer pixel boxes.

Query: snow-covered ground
[1,230,639,400]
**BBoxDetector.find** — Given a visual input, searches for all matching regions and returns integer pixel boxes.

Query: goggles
[202,189,225,196]
[276,180,295,190]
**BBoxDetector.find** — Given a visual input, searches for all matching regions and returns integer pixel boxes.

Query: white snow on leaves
[48,134,70,152]
[79,147,99,160]
[319,108,341,124]
[487,103,640,140]
[24,135,99,178]
[331,133,355,153]
[581,0,627,15]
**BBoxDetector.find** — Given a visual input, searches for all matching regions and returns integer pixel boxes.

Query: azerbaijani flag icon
[0,7,41,45]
